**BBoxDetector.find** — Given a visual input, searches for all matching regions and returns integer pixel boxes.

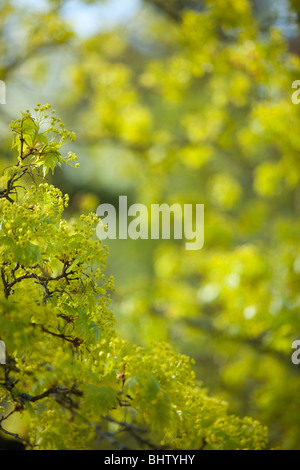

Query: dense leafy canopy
[0,107,267,449]
[0,0,300,450]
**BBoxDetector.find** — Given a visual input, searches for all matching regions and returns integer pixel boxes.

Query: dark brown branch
[0,268,9,299]
[40,326,83,348]
[2,262,79,300]
[0,384,83,446]
[19,385,83,404]
[103,415,162,450]
[0,421,29,446]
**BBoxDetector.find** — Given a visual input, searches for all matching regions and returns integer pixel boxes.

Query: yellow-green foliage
[1,0,300,451]
[0,108,267,450]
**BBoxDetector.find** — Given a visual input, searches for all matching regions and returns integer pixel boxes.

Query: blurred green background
[1,0,300,449]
